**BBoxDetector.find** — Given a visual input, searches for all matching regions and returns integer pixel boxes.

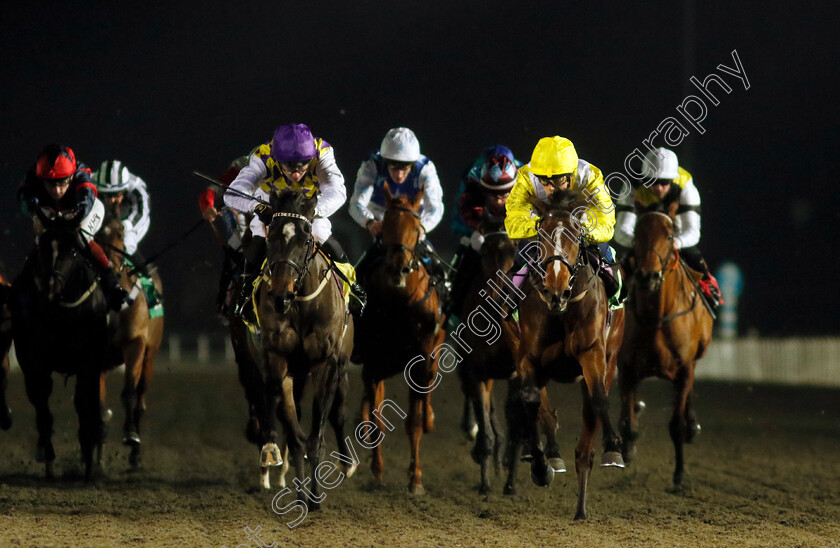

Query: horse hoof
[408,483,425,496]
[601,451,625,468]
[503,484,517,496]
[634,400,646,416]
[531,463,554,487]
[129,449,142,469]
[573,510,587,521]
[478,483,491,495]
[102,408,113,423]
[464,423,478,441]
[547,457,567,473]
[340,463,358,478]
[122,433,141,447]
[260,443,283,467]
[0,409,11,431]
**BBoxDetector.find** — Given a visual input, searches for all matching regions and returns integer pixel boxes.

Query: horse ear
[383,181,393,203]
[410,187,425,211]
[528,194,546,217]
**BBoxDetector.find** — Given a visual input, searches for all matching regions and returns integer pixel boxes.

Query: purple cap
[271,123,316,163]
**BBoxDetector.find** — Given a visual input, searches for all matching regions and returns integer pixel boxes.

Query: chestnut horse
[355,184,445,495]
[254,189,355,510]
[506,190,625,520]
[96,214,164,468]
[454,217,563,494]
[618,212,713,485]
[0,275,12,430]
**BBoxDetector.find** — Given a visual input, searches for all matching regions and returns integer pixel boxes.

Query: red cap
[35,144,77,179]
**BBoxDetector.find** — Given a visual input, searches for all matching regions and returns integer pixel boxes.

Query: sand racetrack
[0,358,838,547]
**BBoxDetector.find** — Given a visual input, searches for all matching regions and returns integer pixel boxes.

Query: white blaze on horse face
[553,229,564,278]
[282,222,296,244]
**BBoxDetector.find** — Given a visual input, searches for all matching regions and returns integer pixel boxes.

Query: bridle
[384,205,424,275]
[532,213,590,304]
[265,212,317,296]
[635,237,679,292]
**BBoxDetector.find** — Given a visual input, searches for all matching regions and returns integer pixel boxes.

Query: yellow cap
[529,136,578,177]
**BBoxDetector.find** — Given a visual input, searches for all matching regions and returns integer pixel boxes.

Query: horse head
[35,222,93,305]
[381,182,425,288]
[97,213,127,270]
[265,189,318,314]
[526,190,590,314]
[478,213,515,281]
[633,212,678,293]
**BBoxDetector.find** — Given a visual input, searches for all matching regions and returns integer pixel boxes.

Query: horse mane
[271,189,317,219]
[544,189,588,215]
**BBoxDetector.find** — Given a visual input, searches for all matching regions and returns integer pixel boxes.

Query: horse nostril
[401,267,411,275]
[561,289,571,300]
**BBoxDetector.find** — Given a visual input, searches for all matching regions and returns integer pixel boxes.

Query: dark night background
[1,1,838,342]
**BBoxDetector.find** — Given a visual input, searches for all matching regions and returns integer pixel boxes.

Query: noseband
[636,244,678,291]
[385,205,424,274]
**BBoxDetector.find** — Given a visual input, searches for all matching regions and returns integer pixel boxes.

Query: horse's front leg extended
[539,387,564,472]
[670,366,695,486]
[618,365,642,465]
[469,378,495,495]
[22,365,55,478]
[329,369,357,478]
[305,362,339,511]
[580,347,623,464]
[75,370,104,483]
[120,336,145,466]
[519,357,552,488]
[0,351,12,430]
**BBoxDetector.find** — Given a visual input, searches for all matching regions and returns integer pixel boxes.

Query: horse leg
[22,366,55,478]
[329,369,357,478]
[685,374,701,443]
[96,371,110,473]
[519,358,553,488]
[574,380,600,520]
[275,375,307,501]
[75,370,104,483]
[618,367,642,465]
[131,339,159,468]
[539,387,565,472]
[0,352,12,430]
[406,383,426,495]
[488,385,506,475]
[503,374,524,495]
[458,365,478,441]
[369,379,386,485]
[670,367,695,486]
[305,363,339,511]
[120,337,145,468]
[468,377,494,494]
[580,349,624,467]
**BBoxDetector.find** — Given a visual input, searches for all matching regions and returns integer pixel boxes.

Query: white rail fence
[7,336,840,387]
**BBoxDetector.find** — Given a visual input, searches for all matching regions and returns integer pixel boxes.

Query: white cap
[380,127,420,162]
[642,147,679,180]
[95,160,132,193]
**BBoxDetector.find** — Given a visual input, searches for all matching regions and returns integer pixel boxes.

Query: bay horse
[454,216,563,494]
[618,211,713,485]
[253,189,355,509]
[10,209,110,481]
[506,190,625,520]
[96,213,164,468]
[1,275,12,430]
[355,183,445,495]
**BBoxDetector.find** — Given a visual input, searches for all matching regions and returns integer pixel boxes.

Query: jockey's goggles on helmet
[42,176,72,187]
[387,160,414,171]
[537,173,572,189]
[280,160,312,174]
[650,178,673,187]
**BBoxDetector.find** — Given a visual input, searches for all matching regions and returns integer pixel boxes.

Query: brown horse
[506,190,625,520]
[355,183,445,495]
[618,211,713,485]
[454,217,563,494]
[254,189,355,510]
[96,214,164,468]
[0,275,12,430]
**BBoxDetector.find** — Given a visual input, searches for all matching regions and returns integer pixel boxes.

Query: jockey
[224,123,365,318]
[93,160,150,257]
[505,136,621,303]
[199,155,251,316]
[17,144,128,311]
[614,147,722,309]
[447,145,521,320]
[349,127,447,296]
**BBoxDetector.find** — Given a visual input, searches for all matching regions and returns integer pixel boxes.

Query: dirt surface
[1,359,839,547]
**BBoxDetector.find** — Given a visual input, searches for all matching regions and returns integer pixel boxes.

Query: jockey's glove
[254,204,275,225]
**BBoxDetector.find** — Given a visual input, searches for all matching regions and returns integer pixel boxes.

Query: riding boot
[234,236,265,320]
[100,267,129,312]
[321,236,367,318]
[681,247,723,311]
[593,243,621,304]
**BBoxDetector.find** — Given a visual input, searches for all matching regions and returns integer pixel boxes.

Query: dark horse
[355,183,445,495]
[0,274,12,430]
[505,191,625,520]
[454,216,563,494]
[618,212,713,485]
[10,210,110,481]
[96,214,164,468]
[252,189,355,509]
